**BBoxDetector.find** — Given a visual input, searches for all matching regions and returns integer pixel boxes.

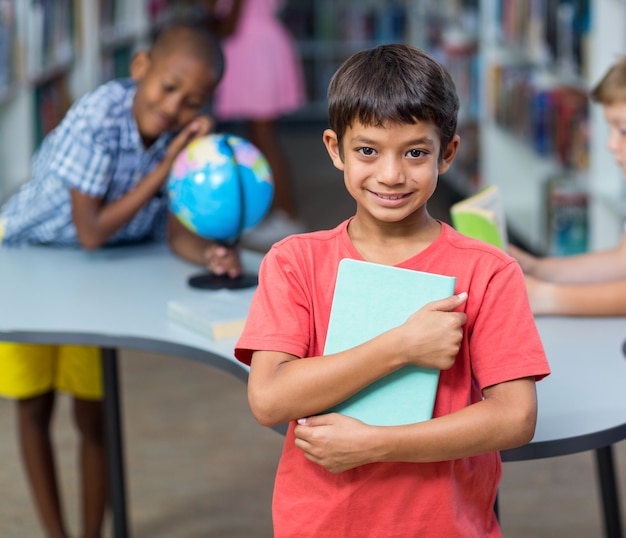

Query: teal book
[324,259,456,426]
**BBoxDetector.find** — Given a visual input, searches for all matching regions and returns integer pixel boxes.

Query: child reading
[510,56,626,316]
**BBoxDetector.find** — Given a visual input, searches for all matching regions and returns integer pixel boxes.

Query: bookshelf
[0,0,16,99]
[0,0,77,202]
[283,0,479,119]
[282,0,412,119]
[479,0,626,254]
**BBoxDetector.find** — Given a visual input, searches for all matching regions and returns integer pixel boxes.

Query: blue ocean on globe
[167,133,274,241]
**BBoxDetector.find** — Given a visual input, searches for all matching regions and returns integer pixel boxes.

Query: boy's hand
[203,243,242,278]
[165,115,214,164]
[508,244,537,274]
[294,414,378,473]
[522,274,551,315]
[396,293,468,371]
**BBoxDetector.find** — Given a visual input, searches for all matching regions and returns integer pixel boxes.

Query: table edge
[501,422,626,461]
[0,330,250,383]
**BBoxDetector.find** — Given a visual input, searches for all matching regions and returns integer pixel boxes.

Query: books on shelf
[450,185,508,249]
[545,174,588,256]
[167,288,255,341]
[0,0,16,92]
[323,258,456,426]
[496,0,590,77]
[25,0,75,79]
[486,62,589,170]
[282,1,478,115]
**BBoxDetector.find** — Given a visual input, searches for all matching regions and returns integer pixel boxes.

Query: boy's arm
[293,377,537,474]
[167,214,242,277]
[509,232,626,284]
[71,117,211,249]
[525,274,626,316]
[247,294,468,427]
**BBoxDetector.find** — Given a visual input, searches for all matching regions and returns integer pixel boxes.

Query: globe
[167,133,274,243]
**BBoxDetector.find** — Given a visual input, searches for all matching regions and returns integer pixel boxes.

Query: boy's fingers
[187,116,213,137]
[297,414,342,427]
[297,416,324,427]
[423,292,468,312]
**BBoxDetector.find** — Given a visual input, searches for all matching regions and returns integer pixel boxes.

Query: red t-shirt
[236,220,550,538]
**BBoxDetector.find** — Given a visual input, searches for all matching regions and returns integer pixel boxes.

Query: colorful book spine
[486,62,589,170]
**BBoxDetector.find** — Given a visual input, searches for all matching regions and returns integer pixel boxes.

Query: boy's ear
[322,129,345,171]
[130,51,151,81]
[438,134,460,175]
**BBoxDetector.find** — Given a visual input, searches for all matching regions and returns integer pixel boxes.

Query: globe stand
[186,135,264,291]
[188,271,258,290]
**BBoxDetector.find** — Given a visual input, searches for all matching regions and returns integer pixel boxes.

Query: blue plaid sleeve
[44,99,114,198]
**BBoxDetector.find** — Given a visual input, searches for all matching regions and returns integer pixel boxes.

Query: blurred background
[1,1,626,537]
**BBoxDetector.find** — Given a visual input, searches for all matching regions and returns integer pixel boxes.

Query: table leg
[595,445,623,538]
[101,348,130,538]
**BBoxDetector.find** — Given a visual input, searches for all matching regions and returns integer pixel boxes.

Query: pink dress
[213,0,306,120]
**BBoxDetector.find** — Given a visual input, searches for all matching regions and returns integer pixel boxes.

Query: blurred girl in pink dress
[209,0,307,249]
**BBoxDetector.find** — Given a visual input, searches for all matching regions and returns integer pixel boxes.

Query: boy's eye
[407,149,425,158]
[358,147,376,156]
[162,82,175,92]
[609,126,626,138]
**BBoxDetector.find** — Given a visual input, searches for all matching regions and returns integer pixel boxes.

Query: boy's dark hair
[590,56,626,106]
[327,44,459,160]
[150,22,225,85]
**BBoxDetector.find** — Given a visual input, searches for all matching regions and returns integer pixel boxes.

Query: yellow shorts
[0,343,103,400]
[0,223,102,400]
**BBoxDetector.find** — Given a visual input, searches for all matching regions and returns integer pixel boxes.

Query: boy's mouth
[151,110,175,132]
[375,192,409,201]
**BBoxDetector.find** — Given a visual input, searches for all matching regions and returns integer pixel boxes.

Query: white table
[0,243,260,538]
[501,316,626,537]
[2,244,626,537]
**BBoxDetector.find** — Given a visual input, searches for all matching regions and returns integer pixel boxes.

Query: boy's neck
[347,215,441,265]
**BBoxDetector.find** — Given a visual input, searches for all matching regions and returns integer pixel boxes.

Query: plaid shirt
[0,79,174,246]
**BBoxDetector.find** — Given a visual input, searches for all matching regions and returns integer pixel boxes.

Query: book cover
[324,259,456,426]
[167,288,255,341]
[450,184,508,249]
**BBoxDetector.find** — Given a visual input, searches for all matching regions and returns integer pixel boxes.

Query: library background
[0,0,625,256]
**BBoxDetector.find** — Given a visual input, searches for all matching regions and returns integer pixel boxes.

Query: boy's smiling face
[603,102,626,179]
[131,48,218,146]
[323,120,458,229]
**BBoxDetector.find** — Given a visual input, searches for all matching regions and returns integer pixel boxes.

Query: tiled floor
[2,123,626,537]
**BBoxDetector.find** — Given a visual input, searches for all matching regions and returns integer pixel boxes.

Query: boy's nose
[377,158,406,184]
[162,95,183,118]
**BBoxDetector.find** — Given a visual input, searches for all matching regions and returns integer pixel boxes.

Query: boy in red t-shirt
[235,44,550,537]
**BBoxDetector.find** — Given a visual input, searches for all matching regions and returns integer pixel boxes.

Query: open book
[450,185,508,249]
[323,259,456,426]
